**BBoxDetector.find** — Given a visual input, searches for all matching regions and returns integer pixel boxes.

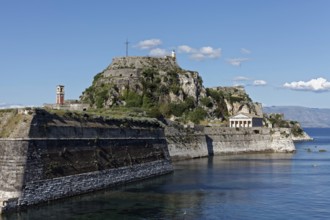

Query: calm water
[2,128,330,220]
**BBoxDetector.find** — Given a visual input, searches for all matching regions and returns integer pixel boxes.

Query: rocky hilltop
[80,56,262,124]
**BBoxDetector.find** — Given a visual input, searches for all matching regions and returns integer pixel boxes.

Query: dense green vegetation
[80,60,258,125]
[265,113,304,137]
[82,67,209,123]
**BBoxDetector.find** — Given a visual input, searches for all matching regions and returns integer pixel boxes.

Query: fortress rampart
[0,110,172,213]
[166,126,295,160]
[0,109,295,214]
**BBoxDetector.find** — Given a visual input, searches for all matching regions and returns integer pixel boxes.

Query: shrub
[154,77,161,84]
[93,72,103,84]
[291,126,304,136]
[185,96,195,109]
[159,85,169,95]
[159,103,171,117]
[188,107,207,124]
[213,108,223,118]
[142,95,153,108]
[170,85,180,95]
[200,97,213,108]
[197,75,203,85]
[229,96,244,103]
[142,68,156,79]
[169,102,187,117]
[206,89,223,102]
[95,89,108,108]
[147,107,162,119]
[123,91,143,107]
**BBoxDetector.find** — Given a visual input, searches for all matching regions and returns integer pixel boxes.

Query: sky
[1,0,330,108]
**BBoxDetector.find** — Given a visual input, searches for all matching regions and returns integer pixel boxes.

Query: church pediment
[230,114,251,119]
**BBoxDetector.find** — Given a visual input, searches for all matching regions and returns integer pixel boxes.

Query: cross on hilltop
[125,39,129,57]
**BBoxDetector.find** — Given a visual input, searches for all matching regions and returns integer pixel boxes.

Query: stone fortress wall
[166,125,295,160]
[0,109,173,213]
[103,56,179,78]
[0,109,295,213]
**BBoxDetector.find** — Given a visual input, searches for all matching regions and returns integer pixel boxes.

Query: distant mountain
[0,103,28,109]
[263,106,330,128]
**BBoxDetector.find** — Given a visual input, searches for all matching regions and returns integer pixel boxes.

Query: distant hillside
[263,106,330,128]
[0,104,24,109]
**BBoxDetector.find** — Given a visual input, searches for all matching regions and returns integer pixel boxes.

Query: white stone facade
[229,114,263,128]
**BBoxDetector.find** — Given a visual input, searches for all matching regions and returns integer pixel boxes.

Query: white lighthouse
[171,50,176,60]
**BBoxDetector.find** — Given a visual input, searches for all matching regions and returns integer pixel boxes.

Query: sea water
[2,128,330,220]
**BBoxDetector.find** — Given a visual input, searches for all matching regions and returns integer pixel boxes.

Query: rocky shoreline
[291,131,313,142]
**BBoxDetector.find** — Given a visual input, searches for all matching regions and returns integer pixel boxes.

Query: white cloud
[253,80,267,86]
[283,77,330,92]
[136,41,221,61]
[241,48,251,54]
[196,46,221,60]
[233,83,245,87]
[234,76,250,81]
[178,45,196,53]
[177,45,221,61]
[226,58,250,67]
[136,39,162,49]
[200,47,221,58]
[190,53,205,61]
[149,48,168,57]
[232,77,267,87]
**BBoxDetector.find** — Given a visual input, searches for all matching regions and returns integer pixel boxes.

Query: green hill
[80,56,262,124]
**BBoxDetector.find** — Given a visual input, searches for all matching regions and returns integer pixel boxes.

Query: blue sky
[1,0,330,108]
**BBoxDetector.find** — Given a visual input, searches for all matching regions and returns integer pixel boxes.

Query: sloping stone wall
[1,158,172,212]
[0,137,172,213]
[0,110,173,213]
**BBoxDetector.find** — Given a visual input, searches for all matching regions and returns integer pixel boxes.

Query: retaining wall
[166,126,295,160]
[0,110,173,213]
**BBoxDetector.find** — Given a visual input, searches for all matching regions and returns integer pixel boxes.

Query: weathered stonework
[165,125,295,161]
[165,125,208,160]
[1,151,171,213]
[205,127,295,154]
[0,110,173,213]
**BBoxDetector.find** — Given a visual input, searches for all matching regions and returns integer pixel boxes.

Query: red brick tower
[56,85,65,105]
